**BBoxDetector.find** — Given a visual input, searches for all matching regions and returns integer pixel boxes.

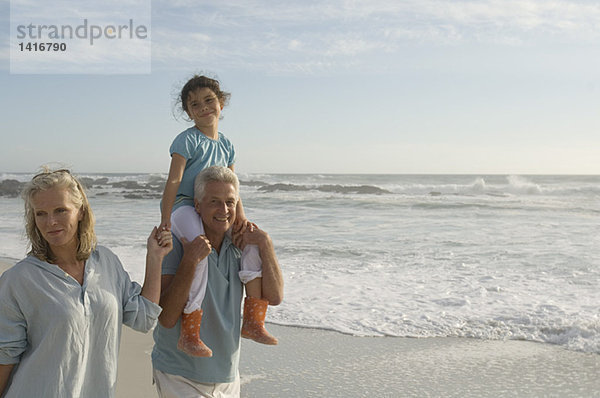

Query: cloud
[10,0,150,24]
[148,0,600,75]
[6,0,151,73]
[7,0,598,74]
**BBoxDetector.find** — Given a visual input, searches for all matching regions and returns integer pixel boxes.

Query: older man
[152,166,284,397]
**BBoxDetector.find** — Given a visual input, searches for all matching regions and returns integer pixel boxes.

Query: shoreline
[1,258,599,397]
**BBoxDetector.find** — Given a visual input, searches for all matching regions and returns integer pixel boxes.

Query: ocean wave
[386,175,600,197]
[267,311,600,354]
[506,175,542,195]
[3,174,599,199]
[240,180,269,187]
[257,183,391,195]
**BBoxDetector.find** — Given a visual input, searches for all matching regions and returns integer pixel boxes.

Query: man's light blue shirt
[0,246,162,398]
[152,235,243,383]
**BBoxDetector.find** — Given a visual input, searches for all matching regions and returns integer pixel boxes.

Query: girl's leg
[171,205,209,313]
[238,244,262,287]
[239,245,277,345]
[241,294,278,345]
[171,205,212,357]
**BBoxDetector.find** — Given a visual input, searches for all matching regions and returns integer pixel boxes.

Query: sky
[1,0,599,174]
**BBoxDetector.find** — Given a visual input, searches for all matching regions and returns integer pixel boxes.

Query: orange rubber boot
[241,297,278,345]
[177,309,212,357]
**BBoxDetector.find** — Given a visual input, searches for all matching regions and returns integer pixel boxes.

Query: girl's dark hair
[180,75,231,113]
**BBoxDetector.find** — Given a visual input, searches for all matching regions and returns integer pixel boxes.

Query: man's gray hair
[194,166,240,201]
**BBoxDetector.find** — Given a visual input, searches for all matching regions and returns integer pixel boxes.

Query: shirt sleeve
[0,273,28,365]
[169,131,194,160]
[116,257,162,333]
[228,140,236,167]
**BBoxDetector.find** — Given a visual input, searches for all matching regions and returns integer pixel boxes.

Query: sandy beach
[1,258,599,397]
[238,325,600,397]
[118,323,600,397]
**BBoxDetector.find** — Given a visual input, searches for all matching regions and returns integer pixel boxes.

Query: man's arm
[157,235,212,328]
[238,227,284,305]
[258,233,284,305]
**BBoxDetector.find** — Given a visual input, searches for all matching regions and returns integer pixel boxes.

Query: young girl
[160,75,277,357]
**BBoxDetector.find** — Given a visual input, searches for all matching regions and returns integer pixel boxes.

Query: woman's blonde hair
[22,167,96,263]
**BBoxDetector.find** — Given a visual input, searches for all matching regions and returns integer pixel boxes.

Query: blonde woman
[0,167,172,397]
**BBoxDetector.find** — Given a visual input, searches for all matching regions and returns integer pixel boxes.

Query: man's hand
[181,235,212,265]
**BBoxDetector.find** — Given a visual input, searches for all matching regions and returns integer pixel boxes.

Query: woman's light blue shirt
[0,246,162,398]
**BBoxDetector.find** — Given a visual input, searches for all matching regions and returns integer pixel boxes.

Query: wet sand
[116,323,600,397]
[238,324,600,397]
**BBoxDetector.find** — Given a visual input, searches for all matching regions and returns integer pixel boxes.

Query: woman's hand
[142,227,173,304]
[148,227,173,259]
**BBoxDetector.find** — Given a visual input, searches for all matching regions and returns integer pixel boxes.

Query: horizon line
[2,171,600,177]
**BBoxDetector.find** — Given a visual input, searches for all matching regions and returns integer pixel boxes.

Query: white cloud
[7,0,151,73]
[11,0,150,21]
[325,37,386,56]
[288,39,302,50]
[14,0,584,75]
[9,32,151,74]
[7,0,598,73]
